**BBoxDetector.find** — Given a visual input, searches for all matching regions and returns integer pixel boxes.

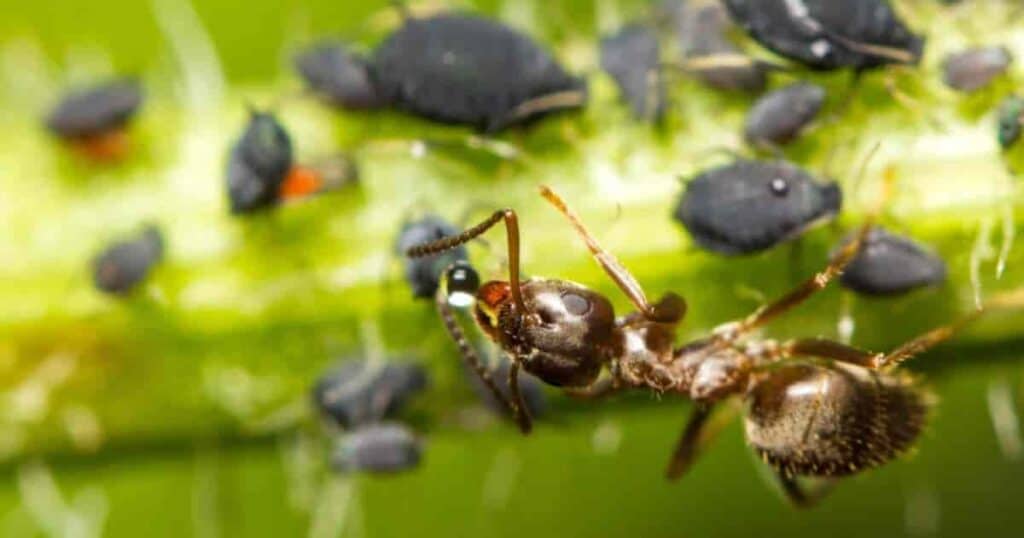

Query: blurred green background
[1,0,1023,536]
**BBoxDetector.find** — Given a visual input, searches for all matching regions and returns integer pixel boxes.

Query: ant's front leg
[507,358,534,434]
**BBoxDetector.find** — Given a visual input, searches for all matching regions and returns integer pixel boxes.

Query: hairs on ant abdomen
[406,184,983,507]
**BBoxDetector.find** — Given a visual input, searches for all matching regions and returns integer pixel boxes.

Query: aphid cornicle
[294,41,383,109]
[330,423,423,474]
[370,13,587,132]
[312,359,428,429]
[395,215,469,299]
[46,78,144,161]
[836,226,947,296]
[942,46,1013,93]
[673,159,842,255]
[722,0,924,71]
[600,24,666,122]
[92,225,164,295]
[407,185,976,506]
[744,82,826,147]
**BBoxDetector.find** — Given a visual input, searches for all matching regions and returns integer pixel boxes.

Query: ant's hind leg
[666,402,737,481]
[772,470,835,509]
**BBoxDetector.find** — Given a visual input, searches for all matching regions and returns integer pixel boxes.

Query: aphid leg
[539,185,686,322]
[408,208,529,314]
[489,89,588,134]
[773,470,834,508]
[435,290,530,434]
[883,67,945,132]
[507,358,534,434]
[665,402,737,481]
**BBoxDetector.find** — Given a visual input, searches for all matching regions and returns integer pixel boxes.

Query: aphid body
[330,423,423,474]
[723,0,924,71]
[600,24,666,122]
[313,359,428,429]
[744,82,826,147]
[673,159,842,255]
[92,225,164,294]
[837,227,946,296]
[46,78,143,161]
[943,46,1012,93]
[294,42,383,109]
[396,215,469,299]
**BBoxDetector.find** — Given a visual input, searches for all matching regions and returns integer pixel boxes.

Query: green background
[0,0,1023,536]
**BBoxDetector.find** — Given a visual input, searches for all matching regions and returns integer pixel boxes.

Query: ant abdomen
[744,362,929,477]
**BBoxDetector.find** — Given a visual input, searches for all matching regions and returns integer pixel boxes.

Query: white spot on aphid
[810,39,831,58]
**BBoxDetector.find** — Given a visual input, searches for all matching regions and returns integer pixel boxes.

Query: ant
[407,184,982,507]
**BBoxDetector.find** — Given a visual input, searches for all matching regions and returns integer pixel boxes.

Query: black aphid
[600,24,666,122]
[837,227,946,296]
[92,225,164,294]
[371,13,587,132]
[46,78,143,139]
[744,82,825,147]
[396,216,470,299]
[466,353,548,419]
[330,423,422,474]
[723,0,924,71]
[294,41,383,109]
[673,159,841,255]
[997,95,1024,149]
[942,46,1012,93]
[312,359,428,429]
[226,111,293,214]
[672,3,770,92]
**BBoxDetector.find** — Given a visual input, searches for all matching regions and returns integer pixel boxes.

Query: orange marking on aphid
[279,166,323,200]
[70,129,130,162]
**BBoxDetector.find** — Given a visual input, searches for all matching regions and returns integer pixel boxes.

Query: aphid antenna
[883,67,948,133]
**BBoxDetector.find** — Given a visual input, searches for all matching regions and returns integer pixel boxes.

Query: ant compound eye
[446,261,480,307]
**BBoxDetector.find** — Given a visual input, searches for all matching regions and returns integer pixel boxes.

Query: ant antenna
[434,279,531,434]
[407,209,529,316]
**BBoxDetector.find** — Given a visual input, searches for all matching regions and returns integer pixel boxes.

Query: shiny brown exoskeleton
[406,185,981,507]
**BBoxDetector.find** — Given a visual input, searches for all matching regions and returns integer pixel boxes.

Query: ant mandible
[407,184,979,507]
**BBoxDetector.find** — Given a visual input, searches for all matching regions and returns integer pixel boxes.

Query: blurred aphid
[997,95,1024,148]
[673,159,841,255]
[45,78,143,161]
[369,13,587,132]
[395,216,469,299]
[466,353,548,420]
[744,81,825,147]
[722,0,924,71]
[312,359,428,429]
[670,3,771,93]
[294,41,384,109]
[330,423,422,474]
[92,225,164,294]
[226,110,357,214]
[942,46,1012,93]
[600,24,666,122]
[836,227,947,296]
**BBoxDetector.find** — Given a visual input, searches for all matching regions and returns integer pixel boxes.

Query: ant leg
[775,306,983,370]
[507,358,534,434]
[564,376,621,400]
[489,89,588,133]
[434,292,530,435]
[539,185,686,322]
[717,220,874,341]
[716,160,892,343]
[772,470,835,508]
[665,401,740,480]
[408,208,529,315]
